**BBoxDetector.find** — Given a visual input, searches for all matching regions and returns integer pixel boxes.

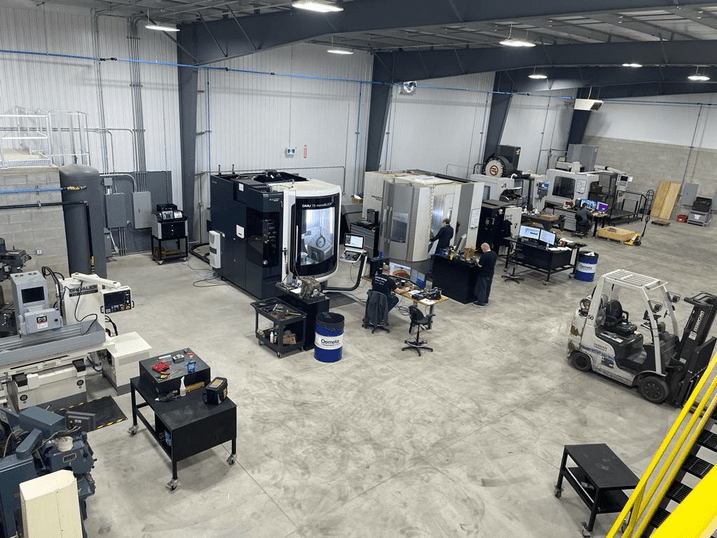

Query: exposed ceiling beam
[177,0,717,63]
[372,40,717,83]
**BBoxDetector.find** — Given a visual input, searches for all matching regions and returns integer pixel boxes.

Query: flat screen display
[580,199,598,211]
[388,262,412,279]
[539,229,556,245]
[410,268,426,289]
[344,234,364,249]
[519,225,541,240]
[21,286,45,304]
[597,202,609,212]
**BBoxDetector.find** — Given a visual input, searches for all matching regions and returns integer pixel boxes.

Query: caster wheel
[543,281,548,286]
[581,523,591,537]
[166,479,179,491]
[227,455,236,465]
[128,426,138,436]
[158,260,164,265]
[277,352,281,358]
[554,487,562,499]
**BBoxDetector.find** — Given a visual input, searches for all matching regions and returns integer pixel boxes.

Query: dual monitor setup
[366,255,427,290]
[578,199,609,212]
[519,225,557,246]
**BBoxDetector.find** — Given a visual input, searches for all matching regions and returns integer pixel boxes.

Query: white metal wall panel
[584,93,717,149]
[199,42,372,194]
[0,4,181,204]
[383,72,494,178]
[501,89,576,173]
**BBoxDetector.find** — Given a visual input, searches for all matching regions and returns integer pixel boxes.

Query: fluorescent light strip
[327,48,353,55]
[622,63,642,68]
[499,38,535,48]
[145,23,179,32]
[529,73,547,80]
[293,1,343,13]
[688,74,710,81]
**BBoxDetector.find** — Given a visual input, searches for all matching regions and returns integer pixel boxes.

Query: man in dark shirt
[575,203,592,236]
[430,219,454,252]
[474,243,498,307]
[372,266,410,311]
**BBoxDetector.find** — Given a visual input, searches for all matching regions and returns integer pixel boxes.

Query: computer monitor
[388,262,412,279]
[518,225,541,241]
[539,229,556,245]
[579,199,597,211]
[344,233,364,250]
[409,268,427,289]
[596,202,608,212]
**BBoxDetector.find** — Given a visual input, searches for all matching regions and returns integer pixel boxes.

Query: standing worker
[474,243,498,307]
[430,218,454,252]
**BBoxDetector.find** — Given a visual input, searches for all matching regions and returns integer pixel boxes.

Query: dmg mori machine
[210,171,342,299]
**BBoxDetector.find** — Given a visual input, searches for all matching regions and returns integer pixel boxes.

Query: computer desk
[361,275,448,327]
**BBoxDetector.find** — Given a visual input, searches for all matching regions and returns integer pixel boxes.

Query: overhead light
[528,67,547,80]
[575,98,603,111]
[622,63,642,68]
[688,67,710,81]
[145,23,179,32]
[499,37,535,48]
[499,24,535,47]
[327,47,353,55]
[293,0,343,13]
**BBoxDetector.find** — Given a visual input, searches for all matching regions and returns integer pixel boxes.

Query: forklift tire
[639,376,669,404]
[570,352,592,372]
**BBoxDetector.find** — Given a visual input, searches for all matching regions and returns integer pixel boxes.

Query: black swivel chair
[402,305,434,356]
[574,212,591,238]
[603,300,637,336]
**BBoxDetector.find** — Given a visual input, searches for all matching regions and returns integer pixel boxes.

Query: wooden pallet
[651,218,671,227]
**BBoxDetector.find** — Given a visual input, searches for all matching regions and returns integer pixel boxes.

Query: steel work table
[128,376,237,490]
[555,443,638,537]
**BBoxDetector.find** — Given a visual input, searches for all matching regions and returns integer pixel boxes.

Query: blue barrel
[314,312,345,363]
[575,251,599,282]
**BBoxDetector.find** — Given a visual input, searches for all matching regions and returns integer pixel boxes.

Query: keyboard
[341,251,360,262]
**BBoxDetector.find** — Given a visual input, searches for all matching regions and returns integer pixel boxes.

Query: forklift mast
[667,292,717,406]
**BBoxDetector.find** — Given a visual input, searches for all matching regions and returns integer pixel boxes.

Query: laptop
[341,234,365,262]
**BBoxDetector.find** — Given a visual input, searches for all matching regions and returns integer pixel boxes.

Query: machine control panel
[101,286,133,313]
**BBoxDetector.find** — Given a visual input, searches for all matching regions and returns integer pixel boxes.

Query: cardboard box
[596,227,636,242]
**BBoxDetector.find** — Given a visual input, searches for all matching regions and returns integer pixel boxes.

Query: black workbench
[430,253,480,304]
[128,376,237,490]
[504,239,580,284]
[555,443,638,537]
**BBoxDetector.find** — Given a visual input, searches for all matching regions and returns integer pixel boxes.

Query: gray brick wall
[583,136,717,209]
[1,166,69,302]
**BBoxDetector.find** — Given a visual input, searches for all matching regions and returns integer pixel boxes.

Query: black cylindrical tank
[60,164,107,277]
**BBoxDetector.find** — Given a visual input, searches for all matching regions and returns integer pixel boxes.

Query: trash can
[314,312,345,363]
[575,251,599,282]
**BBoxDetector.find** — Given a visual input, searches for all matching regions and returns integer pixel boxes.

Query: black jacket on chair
[363,290,389,330]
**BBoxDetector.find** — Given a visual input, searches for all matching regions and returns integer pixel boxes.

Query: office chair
[573,213,590,238]
[402,305,434,356]
[363,290,390,333]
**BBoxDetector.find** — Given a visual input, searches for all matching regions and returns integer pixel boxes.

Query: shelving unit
[251,298,307,358]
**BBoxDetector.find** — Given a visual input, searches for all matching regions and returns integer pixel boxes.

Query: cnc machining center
[210,171,342,299]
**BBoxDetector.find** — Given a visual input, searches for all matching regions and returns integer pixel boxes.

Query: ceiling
[44,0,717,94]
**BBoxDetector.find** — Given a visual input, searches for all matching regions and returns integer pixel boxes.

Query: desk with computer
[504,224,582,285]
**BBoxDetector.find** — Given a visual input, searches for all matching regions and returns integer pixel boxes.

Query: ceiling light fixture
[327,36,353,55]
[499,24,535,48]
[622,63,642,68]
[688,67,710,81]
[293,0,343,13]
[528,67,547,80]
[145,11,179,32]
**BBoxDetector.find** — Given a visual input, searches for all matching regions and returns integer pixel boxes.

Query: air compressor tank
[59,164,107,277]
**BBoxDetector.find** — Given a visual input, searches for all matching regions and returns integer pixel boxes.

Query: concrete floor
[81,216,716,538]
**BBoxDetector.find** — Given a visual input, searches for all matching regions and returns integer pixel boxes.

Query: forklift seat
[604,300,637,336]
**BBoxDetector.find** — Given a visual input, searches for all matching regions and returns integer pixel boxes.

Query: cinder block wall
[1,166,69,302]
[584,136,717,207]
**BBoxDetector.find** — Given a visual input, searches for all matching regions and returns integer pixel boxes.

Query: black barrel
[60,164,106,277]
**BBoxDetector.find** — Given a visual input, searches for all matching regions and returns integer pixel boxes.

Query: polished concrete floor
[82,216,716,538]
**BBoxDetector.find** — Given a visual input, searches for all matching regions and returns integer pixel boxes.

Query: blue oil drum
[575,251,599,282]
[314,312,345,363]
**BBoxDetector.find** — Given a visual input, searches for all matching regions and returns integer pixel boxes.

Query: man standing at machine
[474,243,498,307]
[430,218,454,252]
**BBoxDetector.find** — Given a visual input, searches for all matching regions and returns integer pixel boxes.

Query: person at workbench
[575,203,592,236]
[372,265,411,312]
[474,243,498,307]
[429,218,454,252]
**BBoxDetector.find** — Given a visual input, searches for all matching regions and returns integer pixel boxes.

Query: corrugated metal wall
[382,73,495,178]
[0,4,182,204]
[501,89,577,174]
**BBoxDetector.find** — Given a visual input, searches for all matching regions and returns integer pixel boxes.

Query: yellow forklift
[567,269,717,405]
